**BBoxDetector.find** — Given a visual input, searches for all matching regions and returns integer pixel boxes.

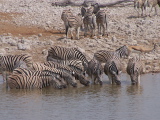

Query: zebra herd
[61,3,108,40]
[0,45,144,89]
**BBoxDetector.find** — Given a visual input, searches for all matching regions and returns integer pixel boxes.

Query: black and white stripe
[0,54,33,81]
[31,62,77,87]
[96,10,108,36]
[44,61,90,86]
[86,58,103,85]
[94,45,130,63]
[104,59,122,85]
[47,46,88,70]
[61,9,74,36]
[83,6,96,37]
[126,57,143,85]
[8,68,63,89]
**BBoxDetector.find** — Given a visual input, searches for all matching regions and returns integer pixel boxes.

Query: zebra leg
[149,6,153,17]
[154,6,158,16]
[70,28,74,39]
[138,75,141,85]
[66,27,70,39]
[108,74,113,84]
[102,24,105,36]
[84,24,88,37]
[76,27,80,40]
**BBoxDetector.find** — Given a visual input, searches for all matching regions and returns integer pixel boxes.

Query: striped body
[66,14,83,39]
[47,46,88,70]
[31,62,77,87]
[8,68,63,89]
[13,67,66,88]
[61,9,74,36]
[127,57,143,85]
[44,61,90,86]
[83,6,96,37]
[86,58,103,85]
[104,59,122,85]
[94,45,130,63]
[96,10,108,36]
[46,58,84,73]
[0,54,33,81]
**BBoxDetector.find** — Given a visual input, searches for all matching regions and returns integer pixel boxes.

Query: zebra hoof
[116,81,121,85]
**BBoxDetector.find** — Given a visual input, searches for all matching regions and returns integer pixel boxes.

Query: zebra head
[75,73,90,86]
[92,3,100,14]
[130,71,140,85]
[116,45,130,59]
[55,75,67,88]
[62,72,77,87]
[111,71,121,85]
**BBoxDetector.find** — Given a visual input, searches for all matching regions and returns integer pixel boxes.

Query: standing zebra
[83,6,96,37]
[104,59,122,85]
[7,69,64,89]
[94,45,130,63]
[44,61,90,86]
[96,10,108,36]
[86,58,103,85]
[66,13,83,40]
[127,57,143,85]
[0,54,33,81]
[61,9,74,37]
[47,46,88,71]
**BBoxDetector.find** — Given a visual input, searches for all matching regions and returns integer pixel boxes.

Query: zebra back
[7,74,42,89]
[0,54,33,73]
[12,67,64,89]
[47,46,88,66]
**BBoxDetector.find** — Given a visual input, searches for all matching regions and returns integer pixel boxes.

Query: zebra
[44,61,90,86]
[104,59,122,85]
[65,13,83,40]
[83,6,96,37]
[46,58,85,75]
[94,45,130,63]
[0,54,33,81]
[146,0,160,16]
[95,10,108,36]
[31,62,77,87]
[61,9,74,37]
[134,0,148,17]
[12,67,67,88]
[86,58,103,85]
[126,57,143,85]
[47,45,88,71]
[7,69,64,89]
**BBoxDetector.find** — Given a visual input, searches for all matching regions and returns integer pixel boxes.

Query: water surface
[0,74,160,120]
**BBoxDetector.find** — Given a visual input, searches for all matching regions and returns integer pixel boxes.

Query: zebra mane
[115,45,127,52]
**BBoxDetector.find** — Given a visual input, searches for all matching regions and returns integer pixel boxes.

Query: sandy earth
[0,0,160,73]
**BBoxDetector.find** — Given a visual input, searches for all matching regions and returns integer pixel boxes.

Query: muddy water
[0,74,160,120]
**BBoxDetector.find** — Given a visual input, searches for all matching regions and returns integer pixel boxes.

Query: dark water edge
[0,73,160,120]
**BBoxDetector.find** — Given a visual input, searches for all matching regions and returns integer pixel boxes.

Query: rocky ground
[0,0,160,73]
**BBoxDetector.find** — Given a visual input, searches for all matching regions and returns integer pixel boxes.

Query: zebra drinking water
[127,57,143,85]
